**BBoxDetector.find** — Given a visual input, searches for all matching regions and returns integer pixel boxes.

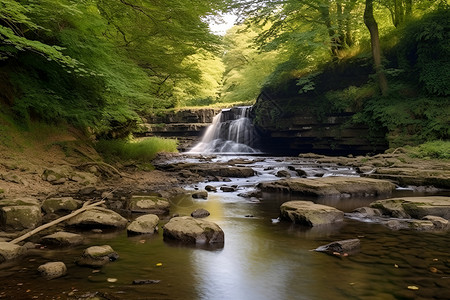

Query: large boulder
[127,214,159,235]
[163,216,224,245]
[127,196,170,214]
[65,207,128,229]
[0,242,27,263]
[42,197,82,214]
[40,232,84,247]
[370,196,450,219]
[37,262,67,279]
[0,197,42,231]
[280,201,344,226]
[259,177,395,198]
[76,245,119,267]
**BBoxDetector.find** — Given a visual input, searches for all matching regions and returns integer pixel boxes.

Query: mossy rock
[127,195,170,214]
[370,196,450,219]
[42,197,82,214]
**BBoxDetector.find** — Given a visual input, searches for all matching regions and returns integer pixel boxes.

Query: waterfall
[188,106,260,154]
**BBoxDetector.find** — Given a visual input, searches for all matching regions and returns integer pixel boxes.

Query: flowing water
[188,106,260,154]
[0,156,449,300]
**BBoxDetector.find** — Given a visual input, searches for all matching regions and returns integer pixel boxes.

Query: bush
[406,140,450,159]
[95,137,178,162]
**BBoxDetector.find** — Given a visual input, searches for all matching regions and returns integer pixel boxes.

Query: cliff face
[141,108,221,151]
[252,93,388,156]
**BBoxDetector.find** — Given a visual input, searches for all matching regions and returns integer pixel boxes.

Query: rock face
[65,207,128,228]
[0,242,26,263]
[252,90,387,155]
[37,262,67,279]
[0,197,42,231]
[370,196,450,219]
[314,239,361,256]
[42,197,82,214]
[41,232,84,247]
[163,216,224,245]
[127,214,159,235]
[127,195,170,214]
[259,177,395,198]
[280,201,344,226]
[76,245,119,267]
[142,108,221,151]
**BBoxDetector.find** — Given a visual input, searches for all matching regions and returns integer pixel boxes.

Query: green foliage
[406,140,450,160]
[95,137,178,162]
[396,9,450,95]
[354,84,450,147]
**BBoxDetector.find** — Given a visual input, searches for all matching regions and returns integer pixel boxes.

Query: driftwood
[10,200,105,244]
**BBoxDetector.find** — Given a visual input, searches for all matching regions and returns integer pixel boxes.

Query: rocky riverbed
[0,150,449,299]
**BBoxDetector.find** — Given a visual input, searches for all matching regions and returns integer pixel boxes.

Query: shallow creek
[0,156,449,300]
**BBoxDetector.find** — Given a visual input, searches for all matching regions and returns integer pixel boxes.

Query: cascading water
[188,106,260,154]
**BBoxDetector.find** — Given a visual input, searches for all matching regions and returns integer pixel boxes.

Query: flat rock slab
[280,201,344,226]
[128,196,170,214]
[41,232,84,247]
[66,207,128,228]
[127,214,159,235]
[370,196,450,219]
[259,177,395,198]
[163,216,224,245]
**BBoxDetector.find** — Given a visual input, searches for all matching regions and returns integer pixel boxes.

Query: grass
[95,137,178,163]
[405,140,450,160]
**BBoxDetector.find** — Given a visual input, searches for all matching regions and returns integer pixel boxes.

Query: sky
[209,14,238,36]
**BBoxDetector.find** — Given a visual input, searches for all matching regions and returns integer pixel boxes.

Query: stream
[0,155,449,300]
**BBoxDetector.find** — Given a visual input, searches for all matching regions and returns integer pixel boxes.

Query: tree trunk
[364,0,388,96]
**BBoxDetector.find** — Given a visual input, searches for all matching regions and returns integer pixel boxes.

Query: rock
[296,169,308,177]
[78,186,96,195]
[163,216,224,245]
[349,207,383,218]
[65,207,128,229]
[314,239,361,256]
[37,262,67,279]
[238,190,262,198]
[42,197,82,214]
[127,195,170,214]
[76,245,119,267]
[0,197,40,207]
[42,168,70,185]
[0,205,42,231]
[422,215,449,229]
[191,208,210,218]
[192,191,208,199]
[280,201,344,226]
[276,170,291,178]
[205,185,217,192]
[127,214,159,235]
[132,279,161,285]
[1,173,26,184]
[69,172,98,185]
[370,196,450,219]
[0,242,26,263]
[220,186,236,192]
[258,177,395,198]
[41,232,84,247]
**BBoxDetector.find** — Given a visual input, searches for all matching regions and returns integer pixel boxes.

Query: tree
[364,0,388,96]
